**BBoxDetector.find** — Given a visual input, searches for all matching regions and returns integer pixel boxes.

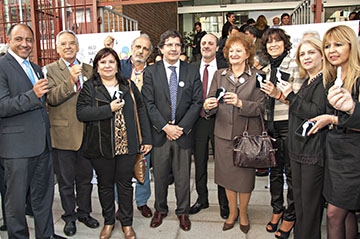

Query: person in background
[104,34,154,220]
[217,25,239,67]
[244,26,263,53]
[277,37,326,239]
[348,11,357,20]
[280,13,291,26]
[272,17,280,28]
[239,18,256,33]
[261,28,303,239]
[46,30,99,237]
[221,12,235,40]
[302,30,320,40]
[308,25,360,239]
[203,32,266,235]
[142,30,202,232]
[190,33,229,219]
[254,15,270,40]
[0,23,66,239]
[77,47,152,239]
[191,22,206,63]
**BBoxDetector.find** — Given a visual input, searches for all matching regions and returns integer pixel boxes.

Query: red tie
[200,64,209,117]
[69,63,81,91]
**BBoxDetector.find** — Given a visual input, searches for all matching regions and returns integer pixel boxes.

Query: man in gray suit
[46,30,99,237]
[142,30,202,231]
[0,24,65,239]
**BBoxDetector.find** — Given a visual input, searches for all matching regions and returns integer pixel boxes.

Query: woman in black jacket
[77,48,152,239]
[277,37,326,239]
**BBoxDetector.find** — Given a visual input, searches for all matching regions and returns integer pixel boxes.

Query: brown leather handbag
[128,80,146,184]
[233,114,277,168]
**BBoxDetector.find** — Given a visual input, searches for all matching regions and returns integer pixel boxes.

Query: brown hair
[223,32,255,66]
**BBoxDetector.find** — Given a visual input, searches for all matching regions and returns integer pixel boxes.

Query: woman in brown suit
[203,32,266,234]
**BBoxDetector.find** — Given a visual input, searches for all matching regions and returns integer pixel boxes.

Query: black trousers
[152,140,191,215]
[2,149,55,239]
[0,162,6,226]
[193,117,228,208]
[291,160,325,239]
[269,120,295,221]
[52,148,94,222]
[90,154,136,226]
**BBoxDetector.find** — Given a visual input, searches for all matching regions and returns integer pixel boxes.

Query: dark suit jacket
[46,59,93,151]
[142,60,202,149]
[0,53,51,158]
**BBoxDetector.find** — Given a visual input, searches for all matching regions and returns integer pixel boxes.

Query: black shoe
[220,205,229,219]
[189,202,209,214]
[78,215,100,228]
[48,234,68,239]
[63,221,76,236]
[0,224,7,231]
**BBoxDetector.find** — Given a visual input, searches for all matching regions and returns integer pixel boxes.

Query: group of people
[0,19,359,239]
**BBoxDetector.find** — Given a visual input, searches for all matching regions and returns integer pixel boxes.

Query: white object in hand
[276,68,282,82]
[217,87,226,102]
[302,121,309,137]
[334,66,343,88]
[42,66,47,79]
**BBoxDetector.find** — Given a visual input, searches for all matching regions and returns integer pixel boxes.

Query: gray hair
[56,30,79,45]
[132,33,153,52]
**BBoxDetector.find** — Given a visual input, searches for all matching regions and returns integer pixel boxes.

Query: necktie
[23,60,36,85]
[69,62,82,91]
[168,66,178,121]
[200,64,209,117]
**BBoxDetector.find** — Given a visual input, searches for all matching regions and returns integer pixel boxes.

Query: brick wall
[122,2,178,48]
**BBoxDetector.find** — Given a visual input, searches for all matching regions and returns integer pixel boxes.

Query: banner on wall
[76,31,141,65]
[280,20,359,58]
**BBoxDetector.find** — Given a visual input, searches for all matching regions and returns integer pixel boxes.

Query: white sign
[280,20,359,58]
[76,31,141,65]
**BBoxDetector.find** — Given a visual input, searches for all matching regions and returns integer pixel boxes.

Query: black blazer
[142,60,203,149]
[0,53,51,158]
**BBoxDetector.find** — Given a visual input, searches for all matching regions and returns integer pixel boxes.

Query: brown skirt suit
[206,67,266,193]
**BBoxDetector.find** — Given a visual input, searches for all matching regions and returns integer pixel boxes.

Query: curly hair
[223,32,255,66]
[261,28,292,60]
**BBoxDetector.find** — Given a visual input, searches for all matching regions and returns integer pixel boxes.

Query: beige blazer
[46,59,93,151]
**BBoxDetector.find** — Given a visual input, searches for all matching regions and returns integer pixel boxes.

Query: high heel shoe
[266,212,283,233]
[100,224,114,239]
[239,214,250,234]
[275,220,295,239]
[222,208,239,231]
[122,226,136,239]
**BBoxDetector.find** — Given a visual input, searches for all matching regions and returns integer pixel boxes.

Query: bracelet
[276,92,283,100]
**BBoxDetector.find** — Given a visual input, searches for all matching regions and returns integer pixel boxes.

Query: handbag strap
[243,112,266,134]
[128,80,143,145]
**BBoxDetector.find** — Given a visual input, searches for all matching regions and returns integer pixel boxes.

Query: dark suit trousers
[269,120,295,221]
[90,154,136,226]
[193,117,228,207]
[0,162,6,225]
[291,160,325,239]
[52,148,93,222]
[152,140,191,215]
[3,149,54,239]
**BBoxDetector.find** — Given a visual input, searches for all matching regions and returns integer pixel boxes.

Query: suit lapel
[6,54,34,88]
[177,61,186,107]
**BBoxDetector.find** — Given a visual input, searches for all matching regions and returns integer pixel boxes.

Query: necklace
[133,65,146,84]
[308,71,322,85]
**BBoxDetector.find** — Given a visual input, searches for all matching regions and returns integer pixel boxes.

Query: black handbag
[233,114,277,168]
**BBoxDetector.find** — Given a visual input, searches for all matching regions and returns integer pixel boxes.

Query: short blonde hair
[295,37,323,79]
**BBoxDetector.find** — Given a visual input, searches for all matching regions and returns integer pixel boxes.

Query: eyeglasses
[164,43,182,48]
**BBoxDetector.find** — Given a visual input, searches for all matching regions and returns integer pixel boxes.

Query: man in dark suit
[46,30,99,236]
[142,30,202,231]
[190,33,229,219]
[0,23,66,239]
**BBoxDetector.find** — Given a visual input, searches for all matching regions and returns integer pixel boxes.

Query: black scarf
[266,51,288,134]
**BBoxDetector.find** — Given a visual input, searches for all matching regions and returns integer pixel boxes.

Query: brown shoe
[150,211,167,228]
[122,226,136,239]
[100,224,114,239]
[178,214,191,231]
[137,205,153,218]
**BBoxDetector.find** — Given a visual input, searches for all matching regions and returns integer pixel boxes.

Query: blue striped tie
[168,66,177,121]
[23,60,36,85]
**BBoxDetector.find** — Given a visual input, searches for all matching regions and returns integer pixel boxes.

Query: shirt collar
[8,49,29,66]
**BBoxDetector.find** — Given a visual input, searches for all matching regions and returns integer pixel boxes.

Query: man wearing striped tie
[46,30,99,237]
[142,30,202,232]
